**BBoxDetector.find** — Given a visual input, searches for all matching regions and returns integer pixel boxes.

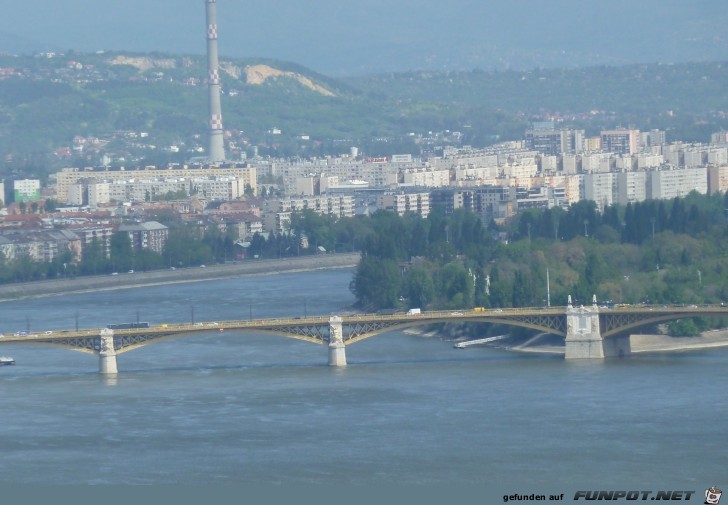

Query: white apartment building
[376,192,430,218]
[193,177,250,200]
[263,196,354,234]
[582,172,616,210]
[615,171,647,206]
[67,184,85,206]
[502,161,538,180]
[540,155,559,173]
[647,167,708,200]
[402,168,450,187]
[683,149,705,169]
[454,165,499,184]
[54,165,256,202]
[88,182,110,208]
[13,179,41,202]
[562,154,579,174]
[707,148,728,166]
[582,153,612,173]
[108,179,190,202]
[637,153,664,170]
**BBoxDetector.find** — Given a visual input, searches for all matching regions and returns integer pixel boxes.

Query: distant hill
[2,0,727,76]
[0,51,726,176]
[0,30,42,55]
[345,62,728,137]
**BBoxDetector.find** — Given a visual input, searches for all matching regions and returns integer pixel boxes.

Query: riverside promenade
[0,253,360,301]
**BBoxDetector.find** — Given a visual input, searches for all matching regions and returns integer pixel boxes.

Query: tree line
[347,192,728,336]
[1,192,726,336]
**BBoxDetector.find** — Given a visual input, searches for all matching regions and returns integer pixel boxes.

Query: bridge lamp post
[190,305,195,325]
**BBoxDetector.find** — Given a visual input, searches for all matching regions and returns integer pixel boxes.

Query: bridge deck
[0,305,725,347]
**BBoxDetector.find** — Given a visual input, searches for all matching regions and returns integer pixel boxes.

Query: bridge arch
[1,305,726,371]
[340,315,566,344]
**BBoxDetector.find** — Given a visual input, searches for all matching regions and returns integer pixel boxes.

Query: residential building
[707,165,728,194]
[647,167,708,200]
[263,196,354,233]
[376,192,430,218]
[600,129,639,155]
[54,164,256,202]
[118,221,169,254]
[13,179,41,202]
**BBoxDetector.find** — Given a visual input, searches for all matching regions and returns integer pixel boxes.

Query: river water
[0,268,725,499]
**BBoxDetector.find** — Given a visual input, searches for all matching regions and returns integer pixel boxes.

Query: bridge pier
[98,328,118,374]
[565,296,605,359]
[328,316,347,367]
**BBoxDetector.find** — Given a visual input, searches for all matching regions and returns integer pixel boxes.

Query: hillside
[345,62,728,141]
[0,52,727,176]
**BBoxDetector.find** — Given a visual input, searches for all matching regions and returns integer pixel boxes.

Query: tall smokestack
[206,0,225,162]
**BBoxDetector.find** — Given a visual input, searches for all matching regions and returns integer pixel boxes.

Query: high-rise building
[525,124,585,155]
[600,129,640,155]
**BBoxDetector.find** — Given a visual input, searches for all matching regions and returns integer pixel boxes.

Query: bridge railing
[4,304,725,341]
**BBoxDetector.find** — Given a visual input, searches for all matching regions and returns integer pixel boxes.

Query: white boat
[0,356,15,366]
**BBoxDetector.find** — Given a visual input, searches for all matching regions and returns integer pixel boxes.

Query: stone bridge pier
[565,295,630,359]
[328,316,347,367]
[98,328,118,374]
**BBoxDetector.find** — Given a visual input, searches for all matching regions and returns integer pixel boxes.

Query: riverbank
[0,253,360,302]
[413,325,728,356]
[505,329,728,355]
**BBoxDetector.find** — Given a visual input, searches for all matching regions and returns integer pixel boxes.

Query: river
[0,268,725,501]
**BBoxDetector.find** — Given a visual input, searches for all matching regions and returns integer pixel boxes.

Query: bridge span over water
[1,299,726,373]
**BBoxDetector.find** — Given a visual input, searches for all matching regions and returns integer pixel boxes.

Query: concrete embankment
[0,253,360,302]
[507,330,728,355]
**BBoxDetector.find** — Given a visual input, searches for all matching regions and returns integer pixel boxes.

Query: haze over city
[1,0,727,75]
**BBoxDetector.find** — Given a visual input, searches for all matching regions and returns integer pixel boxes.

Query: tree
[511,270,532,307]
[350,256,401,309]
[402,267,435,308]
[110,232,133,272]
[79,238,109,275]
[435,262,474,308]
[668,318,699,337]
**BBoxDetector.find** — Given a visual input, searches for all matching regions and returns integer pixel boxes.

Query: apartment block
[263,196,354,233]
[376,192,430,218]
[118,221,169,254]
[600,129,640,155]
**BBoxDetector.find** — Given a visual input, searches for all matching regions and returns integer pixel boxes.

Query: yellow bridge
[1,302,726,373]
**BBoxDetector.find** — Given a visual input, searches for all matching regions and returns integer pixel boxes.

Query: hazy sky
[1,0,726,75]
